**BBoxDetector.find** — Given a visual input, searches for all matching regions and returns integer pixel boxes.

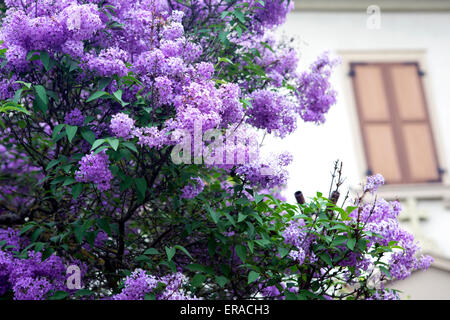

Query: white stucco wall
[266,11,450,260]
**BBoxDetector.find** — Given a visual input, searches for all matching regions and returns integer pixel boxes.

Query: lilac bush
[0,1,431,300]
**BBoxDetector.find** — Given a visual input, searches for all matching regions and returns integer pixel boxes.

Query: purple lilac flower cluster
[235,152,293,189]
[109,113,135,139]
[0,228,76,300]
[364,173,385,194]
[64,108,85,127]
[181,177,205,199]
[282,219,313,265]
[75,150,113,191]
[112,269,196,300]
[247,89,296,138]
[296,53,340,123]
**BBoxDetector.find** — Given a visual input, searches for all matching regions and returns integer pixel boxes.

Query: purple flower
[110,113,135,139]
[112,269,195,300]
[247,89,297,138]
[181,177,205,199]
[296,52,340,124]
[13,277,52,300]
[75,151,113,192]
[64,108,85,126]
[364,174,385,193]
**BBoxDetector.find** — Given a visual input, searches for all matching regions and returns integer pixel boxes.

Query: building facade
[268,0,450,299]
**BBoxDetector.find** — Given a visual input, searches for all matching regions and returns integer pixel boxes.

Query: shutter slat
[354,65,390,121]
[402,123,439,182]
[365,124,403,183]
[390,65,427,121]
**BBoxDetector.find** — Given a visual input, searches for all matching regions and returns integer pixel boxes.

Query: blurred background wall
[266,0,450,299]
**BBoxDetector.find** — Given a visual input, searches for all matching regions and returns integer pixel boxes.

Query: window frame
[338,51,448,193]
[350,61,442,184]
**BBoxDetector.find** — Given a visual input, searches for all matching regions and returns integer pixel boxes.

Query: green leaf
[66,125,78,143]
[144,293,156,300]
[41,247,54,261]
[237,212,247,223]
[107,138,119,151]
[235,245,247,263]
[207,207,220,224]
[254,193,264,204]
[144,248,159,255]
[20,223,37,235]
[69,61,79,72]
[40,51,50,71]
[12,88,23,103]
[74,225,85,244]
[278,246,290,258]
[91,139,106,151]
[86,91,109,103]
[122,141,138,153]
[80,128,96,145]
[284,292,298,300]
[223,211,236,227]
[247,241,254,254]
[31,228,43,242]
[135,178,147,198]
[98,78,112,91]
[62,177,76,186]
[215,276,228,288]
[113,90,123,101]
[165,246,176,261]
[34,85,48,113]
[379,266,391,279]
[174,245,193,260]
[319,252,333,266]
[48,291,68,300]
[97,218,111,236]
[46,159,60,171]
[34,242,45,252]
[93,145,109,155]
[233,9,246,23]
[248,271,260,284]
[52,124,65,140]
[15,80,32,89]
[191,274,206,287]
[236,197,249,205]
[74,289,94,297]
[347,238,356,251]
[186,264,207,273]
[0,102,31,115]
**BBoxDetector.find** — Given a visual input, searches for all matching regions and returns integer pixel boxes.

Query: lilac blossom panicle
[236,152,293,189]
[282,219,315,266]
[112,269,195,300]
[296,52,340,123]
[349,198,434,280]
[110,113,135,139]
[64,108,85,126]
[75,150,113,192]
[364,173,385,194]
[0,228,86,300]
[181,177,205,199]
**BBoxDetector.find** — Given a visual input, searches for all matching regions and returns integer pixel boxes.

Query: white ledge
[350,183,450,203]
[293,0,450,12]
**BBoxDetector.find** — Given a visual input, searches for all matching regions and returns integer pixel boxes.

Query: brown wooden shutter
[351,62,441,184]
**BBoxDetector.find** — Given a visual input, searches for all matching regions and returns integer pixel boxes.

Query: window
[350,62,442,184]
